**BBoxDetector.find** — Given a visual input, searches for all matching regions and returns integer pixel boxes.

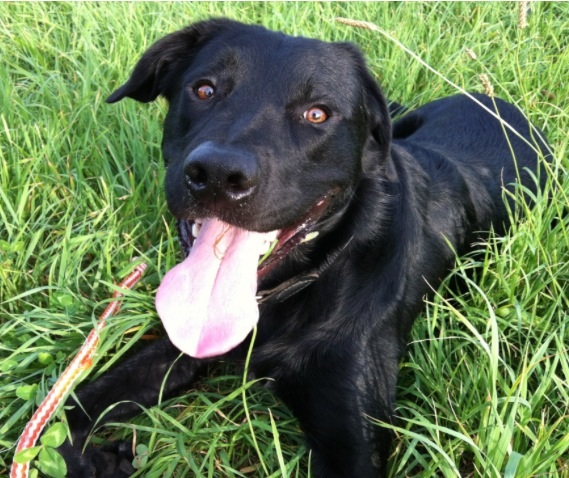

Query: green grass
[1,2,568,477]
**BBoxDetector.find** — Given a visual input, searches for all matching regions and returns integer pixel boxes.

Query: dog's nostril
[185,163,208,188]
[227,173,250,191]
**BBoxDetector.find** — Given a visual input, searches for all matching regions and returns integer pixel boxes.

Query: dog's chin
[176,193,336,278]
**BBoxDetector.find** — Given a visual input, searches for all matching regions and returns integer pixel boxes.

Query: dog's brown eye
[303,107,328,124]
[194,83,215,100]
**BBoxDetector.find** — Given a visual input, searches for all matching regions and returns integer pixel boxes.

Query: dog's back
[392,93,548,244]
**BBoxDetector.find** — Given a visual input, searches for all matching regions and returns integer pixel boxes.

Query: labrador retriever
[58,18,549,477]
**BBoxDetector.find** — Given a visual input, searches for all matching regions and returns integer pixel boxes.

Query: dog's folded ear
[106,18,236,104]
[333,43,392,149]
[361,71,392,153]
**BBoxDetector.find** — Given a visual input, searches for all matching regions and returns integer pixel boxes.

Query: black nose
[184,142,259,207]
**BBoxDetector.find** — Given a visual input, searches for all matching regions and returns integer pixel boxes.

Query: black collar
[256,235,353,305]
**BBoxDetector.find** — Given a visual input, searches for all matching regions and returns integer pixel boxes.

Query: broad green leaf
[40,422,67,448]
[37,447,67,478]
[13,446,42,464]
[38,352,54,365]
[133,443,149,469]
[16,384,38,401]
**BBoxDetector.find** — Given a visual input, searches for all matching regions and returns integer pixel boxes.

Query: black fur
[58,19,549,477]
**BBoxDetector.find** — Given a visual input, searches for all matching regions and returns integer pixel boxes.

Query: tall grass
[1,2,567,477]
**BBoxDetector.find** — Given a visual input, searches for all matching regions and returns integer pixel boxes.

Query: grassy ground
[1,2,568,477]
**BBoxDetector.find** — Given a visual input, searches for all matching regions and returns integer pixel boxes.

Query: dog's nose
[184,143,259,206]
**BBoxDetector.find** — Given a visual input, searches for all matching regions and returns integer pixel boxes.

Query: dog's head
[108,19,391,230]
[108,19,393,357]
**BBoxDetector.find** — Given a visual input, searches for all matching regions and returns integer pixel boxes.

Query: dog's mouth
[155,195,333,359]
[176,196,330,276]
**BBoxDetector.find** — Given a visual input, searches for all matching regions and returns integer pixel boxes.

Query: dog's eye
[194,83,215,100]
[303,107,329,124]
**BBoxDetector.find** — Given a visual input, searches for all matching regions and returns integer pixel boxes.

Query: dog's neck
[256,234,354,304]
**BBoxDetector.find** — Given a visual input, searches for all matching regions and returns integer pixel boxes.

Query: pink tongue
[155,218,272,358]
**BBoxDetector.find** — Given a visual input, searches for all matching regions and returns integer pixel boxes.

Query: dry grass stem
[335,17,379,32]
[465,48,478,60]
[479,73,495,97]
[518,0,529,29]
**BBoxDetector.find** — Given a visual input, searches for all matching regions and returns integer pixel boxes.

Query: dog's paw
[58,440,135,478]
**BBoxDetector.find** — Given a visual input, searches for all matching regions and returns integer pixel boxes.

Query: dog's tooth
[192,222,202,238]
[258,240,272,257]
[300,231,319,244]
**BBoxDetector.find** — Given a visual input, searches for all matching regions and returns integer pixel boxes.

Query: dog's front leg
[274,347,399,478]
[58,337,206,477]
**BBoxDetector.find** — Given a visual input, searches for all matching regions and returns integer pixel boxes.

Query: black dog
[58,19,548,477]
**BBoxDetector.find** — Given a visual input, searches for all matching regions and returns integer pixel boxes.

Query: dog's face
[107,19,393,357]
[108,19,392,235]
